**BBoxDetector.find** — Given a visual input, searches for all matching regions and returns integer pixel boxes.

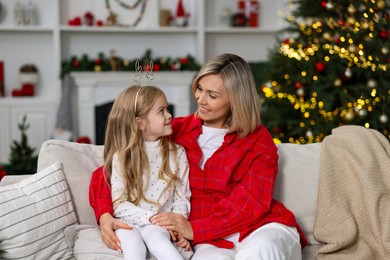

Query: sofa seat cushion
[0,162,77,259]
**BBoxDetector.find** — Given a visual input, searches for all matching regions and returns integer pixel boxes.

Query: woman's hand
[151,212,194,240]
[99,213,133,252]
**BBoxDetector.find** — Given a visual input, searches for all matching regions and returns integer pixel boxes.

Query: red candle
[0,61,4,96]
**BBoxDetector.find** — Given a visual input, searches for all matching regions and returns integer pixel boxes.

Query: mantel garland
[60,49,200,78]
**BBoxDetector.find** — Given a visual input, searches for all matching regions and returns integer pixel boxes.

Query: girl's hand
[100,213,133,252]
[176,234,192,251]
[168,230,179,242]
[150,212,194,240]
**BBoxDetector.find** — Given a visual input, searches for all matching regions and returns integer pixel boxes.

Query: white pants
[116,225,182,260]
[192,223,302,260]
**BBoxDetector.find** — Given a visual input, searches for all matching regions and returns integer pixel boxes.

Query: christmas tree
[8,115,38,175]
[260,0,390,144]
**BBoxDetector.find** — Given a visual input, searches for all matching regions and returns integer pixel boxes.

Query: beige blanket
[314,125,390,259]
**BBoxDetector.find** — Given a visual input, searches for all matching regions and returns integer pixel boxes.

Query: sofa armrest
[0,175,31,187]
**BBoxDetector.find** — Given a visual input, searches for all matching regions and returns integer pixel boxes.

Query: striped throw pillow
[0,161,78,259]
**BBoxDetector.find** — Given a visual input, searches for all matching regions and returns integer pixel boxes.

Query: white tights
[116,225,182,260]
[192,223,302,260]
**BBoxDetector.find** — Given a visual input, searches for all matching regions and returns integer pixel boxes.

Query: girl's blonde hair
[104,85,179,206]
[192,53,261,137]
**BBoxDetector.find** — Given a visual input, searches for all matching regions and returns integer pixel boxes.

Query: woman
[90,53,307,259]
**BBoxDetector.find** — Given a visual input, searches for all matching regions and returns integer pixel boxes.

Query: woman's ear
[136,117,145,131]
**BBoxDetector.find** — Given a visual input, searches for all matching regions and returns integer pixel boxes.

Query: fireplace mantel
[71,71,197,143]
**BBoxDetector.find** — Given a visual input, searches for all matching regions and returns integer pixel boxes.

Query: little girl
[104,85,192,260]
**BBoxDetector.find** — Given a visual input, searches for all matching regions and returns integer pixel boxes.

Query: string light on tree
[260,0,390,143]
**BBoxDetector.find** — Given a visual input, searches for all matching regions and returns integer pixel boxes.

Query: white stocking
[116,228,146,260]
[141,225,182,260]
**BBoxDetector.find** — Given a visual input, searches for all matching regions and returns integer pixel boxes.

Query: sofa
[9,125,387,259]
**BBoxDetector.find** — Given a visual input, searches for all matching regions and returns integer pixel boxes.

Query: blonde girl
[104,85,191,260]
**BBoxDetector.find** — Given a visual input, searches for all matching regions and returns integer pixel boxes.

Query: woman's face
[194,74,231,128]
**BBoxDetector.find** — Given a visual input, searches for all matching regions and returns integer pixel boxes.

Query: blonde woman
[91,54,308,259]
[103,86,191,260]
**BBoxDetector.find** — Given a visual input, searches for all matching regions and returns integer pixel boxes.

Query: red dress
[89,115,308,249]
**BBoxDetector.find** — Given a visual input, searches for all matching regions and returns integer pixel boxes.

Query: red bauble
[95,58,101,65]
[273,127,281,134]
[295,82,302,89]
[379,30,389,39]
[315,61,326,73]
[321,1,327,8]
[337,19,345,26]
[76,136,91,144]
[181,57,189,64]
[72,59,79,68]
[154,63,161,71]
[334,37,341,45]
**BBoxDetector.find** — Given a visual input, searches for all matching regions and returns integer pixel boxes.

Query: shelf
[205,27,280,34]
[0,26,54,32]
[59,25,198,33]
[0,97,58,105]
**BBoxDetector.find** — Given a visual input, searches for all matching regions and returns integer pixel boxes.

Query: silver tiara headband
[134,60,154,111]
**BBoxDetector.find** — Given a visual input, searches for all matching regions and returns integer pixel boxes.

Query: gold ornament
[323,32,332,41]
[343,111,355,122]
[347,4,356,14]
[377,0,385,9]
[348,44,356,53]
[94,65,102,72]
[296,88,305,97]
[326,2,334,11]
[123,59,130,66]
[334,78,342,87]
[344,68,353,79]
[347,17,356,26]
[367,79,377,88]
[361,20,369,29]
[358,109,367,117]
[379,114,388,124]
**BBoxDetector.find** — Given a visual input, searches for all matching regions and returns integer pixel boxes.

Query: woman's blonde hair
[192,53,261,137]
[104,85,179,206]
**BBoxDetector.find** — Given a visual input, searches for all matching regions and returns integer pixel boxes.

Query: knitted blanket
[314,125,390,260]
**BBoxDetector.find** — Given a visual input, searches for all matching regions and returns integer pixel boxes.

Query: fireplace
[71,71,196,144]
[95,101,175,145]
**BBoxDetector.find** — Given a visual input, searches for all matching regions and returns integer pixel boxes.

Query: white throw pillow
[0,161,77,259]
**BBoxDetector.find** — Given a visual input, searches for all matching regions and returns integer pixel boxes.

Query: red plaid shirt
[89,115,308,249]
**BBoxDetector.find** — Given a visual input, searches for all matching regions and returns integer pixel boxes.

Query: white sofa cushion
[37,140,104,226]
[0,162,77,259]
[275,143,321,246]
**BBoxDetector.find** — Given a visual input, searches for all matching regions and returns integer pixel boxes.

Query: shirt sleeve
[191,133,279,244]
[171,147,191,218]
[89,165,114,224]
[111,154,157,227]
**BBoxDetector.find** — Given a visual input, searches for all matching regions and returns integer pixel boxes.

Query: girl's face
[195,74,231,128]
[138,94,172,141]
